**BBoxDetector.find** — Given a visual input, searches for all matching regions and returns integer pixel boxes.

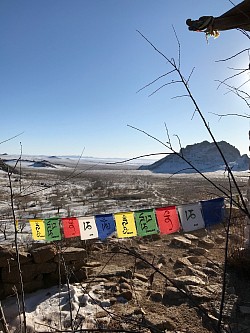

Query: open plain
[0,157,250,333]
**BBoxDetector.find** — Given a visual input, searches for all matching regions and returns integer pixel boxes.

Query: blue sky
[0,0,249,158]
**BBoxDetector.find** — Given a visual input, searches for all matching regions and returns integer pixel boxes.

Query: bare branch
[216,68,248,89]
[172,25,181,70]
[171,94,190,99]
[209,111,250,119]
[148,80,182,97]
[164,122,172,148]
[215,80,250,107]
[105,152,170,165]
[173,134,183,156]
[0,132,24,145]
[187,67,195,85]
[215,48,250,62]
[136,70,175,93]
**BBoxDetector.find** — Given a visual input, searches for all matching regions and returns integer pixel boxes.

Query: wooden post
[0,301,9,333]
[244,130,250,248]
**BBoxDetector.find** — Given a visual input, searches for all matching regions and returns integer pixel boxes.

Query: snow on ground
[1,154,158,169]
[2,282,111,332]
[0,155,249,332]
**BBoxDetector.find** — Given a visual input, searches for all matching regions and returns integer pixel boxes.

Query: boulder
[149,291,163,302]
[54,247,87,263]
[0,247,31,267]
[185,266,208,281]
[198,238,215,249]
[134,273,148,282]
[3,276,44,296]
[30,245,57,263]
[118,290,133,301]
[184,234,199,241]
[174,257,192,269]
[170,236,192,248]
[2,263,39,283]
[162,286,186,306]
[186,285,212,303]
[120,282,131,290]
[189,247,209,255]
[172,275,206,288]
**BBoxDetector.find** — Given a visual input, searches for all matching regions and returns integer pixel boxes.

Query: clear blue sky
[1,0,249,158]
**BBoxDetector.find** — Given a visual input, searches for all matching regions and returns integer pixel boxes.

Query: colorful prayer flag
[200,197,225,227]
[114,212,137,238]
[95,214,116,240]
[62,217,80,238]
[155,206,180,234]
[134,209,159,236]
[78,216,99,240]
[44,218,62,241]
[177,203,205,232]
[29,219,46,240]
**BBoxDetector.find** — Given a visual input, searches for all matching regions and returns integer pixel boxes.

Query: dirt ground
[82,218,249,333]
[1,163,250,333]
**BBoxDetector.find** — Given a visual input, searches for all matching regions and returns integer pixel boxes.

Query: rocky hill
[139,141,249,173]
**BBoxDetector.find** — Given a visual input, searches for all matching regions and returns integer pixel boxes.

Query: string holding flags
[27,196,225,242]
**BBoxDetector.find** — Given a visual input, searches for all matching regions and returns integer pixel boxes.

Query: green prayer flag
[44,218,62,241]
[134,209,159,237]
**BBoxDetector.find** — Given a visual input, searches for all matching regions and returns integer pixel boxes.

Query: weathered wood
[0,301,9,333]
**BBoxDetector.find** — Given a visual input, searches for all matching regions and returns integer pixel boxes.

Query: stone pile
[0,244,89,299]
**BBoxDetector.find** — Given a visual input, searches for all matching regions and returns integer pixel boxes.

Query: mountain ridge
[139,140,249,173]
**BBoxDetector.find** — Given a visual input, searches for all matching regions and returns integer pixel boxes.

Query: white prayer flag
[78,216,98,240]
[177,203,205,232]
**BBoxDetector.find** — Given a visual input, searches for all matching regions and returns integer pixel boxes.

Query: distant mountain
[139,141,249,173]
[29,160,56,168]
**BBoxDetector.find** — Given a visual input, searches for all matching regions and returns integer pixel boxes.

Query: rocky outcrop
[139,140,249,173]
[0,244,88,298]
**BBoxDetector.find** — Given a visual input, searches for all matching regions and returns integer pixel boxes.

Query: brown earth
[80,209,249,333]
[0,165,250,332]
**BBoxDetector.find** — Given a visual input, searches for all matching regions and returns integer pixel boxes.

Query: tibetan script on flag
[30,219,45,240]
[78,216,98,240]
[44,218,62,241]
[155,206,180,234]
[177,203,205,232]
[134,209,158,236]
[114,212,137,238]
[62,217,80,238]
[95,214,116,240]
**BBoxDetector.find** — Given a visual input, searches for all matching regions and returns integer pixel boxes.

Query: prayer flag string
[27,197,225,242]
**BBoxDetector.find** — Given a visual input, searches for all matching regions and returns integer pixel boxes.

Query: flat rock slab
[170,236,192,248]
[172,275,206,287]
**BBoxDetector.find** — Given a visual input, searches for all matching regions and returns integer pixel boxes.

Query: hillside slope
[139,141,249,173]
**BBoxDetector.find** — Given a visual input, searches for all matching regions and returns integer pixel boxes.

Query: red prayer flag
[62,217,80,238]
[155,206,180,234]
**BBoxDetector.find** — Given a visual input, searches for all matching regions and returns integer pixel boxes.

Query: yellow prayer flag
[29,219,46,240]
[114,212,137,238]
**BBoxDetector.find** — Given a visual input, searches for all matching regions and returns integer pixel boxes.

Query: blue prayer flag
[95,214,116,240]
[200,197,225,227]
